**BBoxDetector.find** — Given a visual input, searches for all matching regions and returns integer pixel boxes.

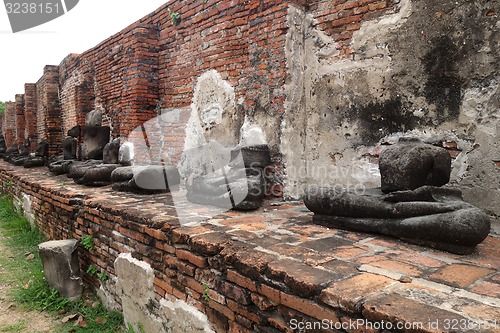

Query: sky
[0,0,168,101]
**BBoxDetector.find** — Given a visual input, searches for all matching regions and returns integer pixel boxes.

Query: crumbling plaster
[282,0,500,226]
[112,253,214,333]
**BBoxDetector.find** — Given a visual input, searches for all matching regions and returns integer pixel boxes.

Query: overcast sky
[0,0,168,101]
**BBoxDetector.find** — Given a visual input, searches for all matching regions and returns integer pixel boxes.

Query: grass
[0,195,125,333]
[0,322,26,332]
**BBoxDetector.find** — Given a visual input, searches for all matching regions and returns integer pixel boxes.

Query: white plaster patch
[118,141,135,165]
[21,193,36,229]
[117,253,153,273]
[180,69,238,179]
[160,299,214,333]
[460,79,499,134]
[185,69,236,151]
[115,253,167,332]
[114,253,214,333]
[97,276,121,312]
[13,193,36,229]
[352,0,412,56]
[240,116,267,146]
[282,3,417,198]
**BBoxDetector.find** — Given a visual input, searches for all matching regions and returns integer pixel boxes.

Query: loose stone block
[103,138,120,164]
[133,165,181,191]
[118,142,134,166]
[67,125,81,138]
[38,239,82,301]
[62,136,77,160]
[81,126,110,160]
[379,138,451,193]
[85,109,103,126]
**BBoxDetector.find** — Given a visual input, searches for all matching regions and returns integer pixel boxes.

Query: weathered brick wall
[2,102,16,147]
[49,0,307,166]
[59,54,86,136]
[14,94,25,147]
[24,83,38,151]
[57,23,160,140]
[36,65,62,155]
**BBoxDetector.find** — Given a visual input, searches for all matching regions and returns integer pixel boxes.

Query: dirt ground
[0,235,59,333]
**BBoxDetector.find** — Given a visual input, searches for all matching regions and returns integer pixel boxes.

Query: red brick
[267,258,341,297]
[363,258,424,277]
[258,284,281,305]
[227,270,258,292]
[429,264,495,288]
[228,321,252,333]
[250,293,275,311]
[469,281,500,298]
[208,299,235,321]
[320,273,395,314]
[176,249,208,268]
[226,299,261,324]
[215,280,251,305]
[281,292,340,323]
[363,294,471,332]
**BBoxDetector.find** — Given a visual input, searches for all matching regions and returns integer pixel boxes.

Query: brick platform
[0,161,498,332]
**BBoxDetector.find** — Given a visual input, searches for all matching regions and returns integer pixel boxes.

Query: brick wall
[43,0,307,165]
[36,65,62,155]
[14,94,25,147]
[155,0,298,144]
[24,84,38,150]
[59,54,86,136]
[2,102,16,147]
[4,0,394,159]
[57,23,160,140]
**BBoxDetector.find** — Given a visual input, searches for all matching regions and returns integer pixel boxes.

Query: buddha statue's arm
[383,186,463,203]
[393,201,468,217]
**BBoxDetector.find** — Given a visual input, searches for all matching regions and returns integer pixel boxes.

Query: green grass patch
[0,321,27,332]
[0,195,125,333]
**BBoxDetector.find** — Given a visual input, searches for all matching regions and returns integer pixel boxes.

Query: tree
[0,101,4,115]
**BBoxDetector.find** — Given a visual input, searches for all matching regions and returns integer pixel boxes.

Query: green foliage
[0,195,44,247]
[87,264,98,276]
[168,8,181,24]
[0,195,125,333]
[0,101,5,115]
[202,283,210,301]
[98,271,108,282]
[0,321,26,332]
[16,282,73,312]
[81,234,94,251]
